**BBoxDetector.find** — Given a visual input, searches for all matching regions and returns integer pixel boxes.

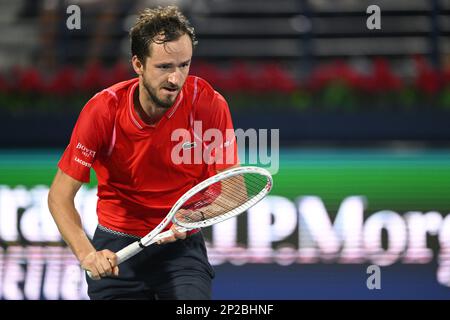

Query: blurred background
[1,0,450,300]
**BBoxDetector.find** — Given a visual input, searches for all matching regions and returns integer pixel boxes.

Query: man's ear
[131,55,144,76]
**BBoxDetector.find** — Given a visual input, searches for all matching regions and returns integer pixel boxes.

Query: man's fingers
[87,266,101,280]
[157,235,177,244]
[82,250,120,279]
[97,262,109,277]
[104,250,118,266]
[90,274,101,280]
[171,225,187,240]
[156,228,187,245]
[100,251,119,276]
[172,229,187,240]
[112,266,120,276]
[81,253,101,280]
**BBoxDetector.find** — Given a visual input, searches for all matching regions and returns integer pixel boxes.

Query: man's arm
[48,169,118,279]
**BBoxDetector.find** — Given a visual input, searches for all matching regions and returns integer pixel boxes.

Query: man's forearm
[48,197,95,262]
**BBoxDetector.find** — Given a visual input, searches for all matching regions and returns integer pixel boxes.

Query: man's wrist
[74,245,96,263]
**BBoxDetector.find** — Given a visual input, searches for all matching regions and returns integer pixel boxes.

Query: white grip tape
[116,241,144,264]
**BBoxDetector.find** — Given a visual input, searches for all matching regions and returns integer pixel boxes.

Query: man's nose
[168,70,181,86]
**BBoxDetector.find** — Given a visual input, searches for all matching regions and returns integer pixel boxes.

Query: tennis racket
[87,166,272,279]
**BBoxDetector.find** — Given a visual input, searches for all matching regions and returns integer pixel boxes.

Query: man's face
[139,34,192,108]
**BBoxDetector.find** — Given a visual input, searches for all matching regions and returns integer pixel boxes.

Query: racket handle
[86,228,189,279]
[116,241,144,264]
[86,241,144,279]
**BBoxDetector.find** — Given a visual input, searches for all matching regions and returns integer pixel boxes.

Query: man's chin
[158,94,178,108]
[156,98,176,109]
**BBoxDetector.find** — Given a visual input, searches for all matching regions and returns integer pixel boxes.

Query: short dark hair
[130,6,197,63]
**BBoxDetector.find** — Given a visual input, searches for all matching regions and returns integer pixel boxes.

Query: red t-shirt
[58,76,239,237]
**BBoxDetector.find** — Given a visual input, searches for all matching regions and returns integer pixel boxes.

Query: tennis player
[47,6,238,300]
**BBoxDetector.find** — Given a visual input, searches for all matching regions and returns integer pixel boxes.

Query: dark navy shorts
[86,225,215,300]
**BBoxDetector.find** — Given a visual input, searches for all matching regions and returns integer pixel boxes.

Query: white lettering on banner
[24,246,44,300]
[333,196,366,263]
[0,185,450,300]
[3,246,25,300]
[61,264,86,300]
[21,185,62,242]
[247,196,297,263]
[0,246,89,300]
[0,247,3,296]
[438,215,450,286]
[363,210,407,266]
[208,217,238,265]
[75,187,99,239]
[43,246,63,300]
[0,185,28,241]
[403,211,442,263]
[297,196,342,260]
[0,186,97,242]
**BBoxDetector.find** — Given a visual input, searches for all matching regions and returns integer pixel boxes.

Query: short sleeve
[58,92,114,183]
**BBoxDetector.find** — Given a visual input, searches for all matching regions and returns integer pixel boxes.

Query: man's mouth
[162,87,178,93]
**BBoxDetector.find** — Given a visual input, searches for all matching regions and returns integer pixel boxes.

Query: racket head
[170,166,272,229]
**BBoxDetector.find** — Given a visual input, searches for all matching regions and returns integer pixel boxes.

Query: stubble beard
[142,77,177,109]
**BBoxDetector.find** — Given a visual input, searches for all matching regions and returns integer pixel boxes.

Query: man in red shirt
[48,6,238,300]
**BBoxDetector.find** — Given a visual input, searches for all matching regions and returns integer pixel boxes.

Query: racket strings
[207,177,261,209]
[176,173,269,223]
[183,174,262,209]
[190,174,263,210]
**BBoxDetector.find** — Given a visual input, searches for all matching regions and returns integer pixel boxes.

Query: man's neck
[134,83,166,125]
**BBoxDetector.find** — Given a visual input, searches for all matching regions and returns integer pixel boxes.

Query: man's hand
[156,224,187,245]
[81,250,119,280]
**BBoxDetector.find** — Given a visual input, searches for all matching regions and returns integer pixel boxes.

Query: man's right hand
[80,250,119,280]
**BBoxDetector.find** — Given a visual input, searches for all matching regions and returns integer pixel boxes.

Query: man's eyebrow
[155,62,173,66]
[155,59,191,66]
